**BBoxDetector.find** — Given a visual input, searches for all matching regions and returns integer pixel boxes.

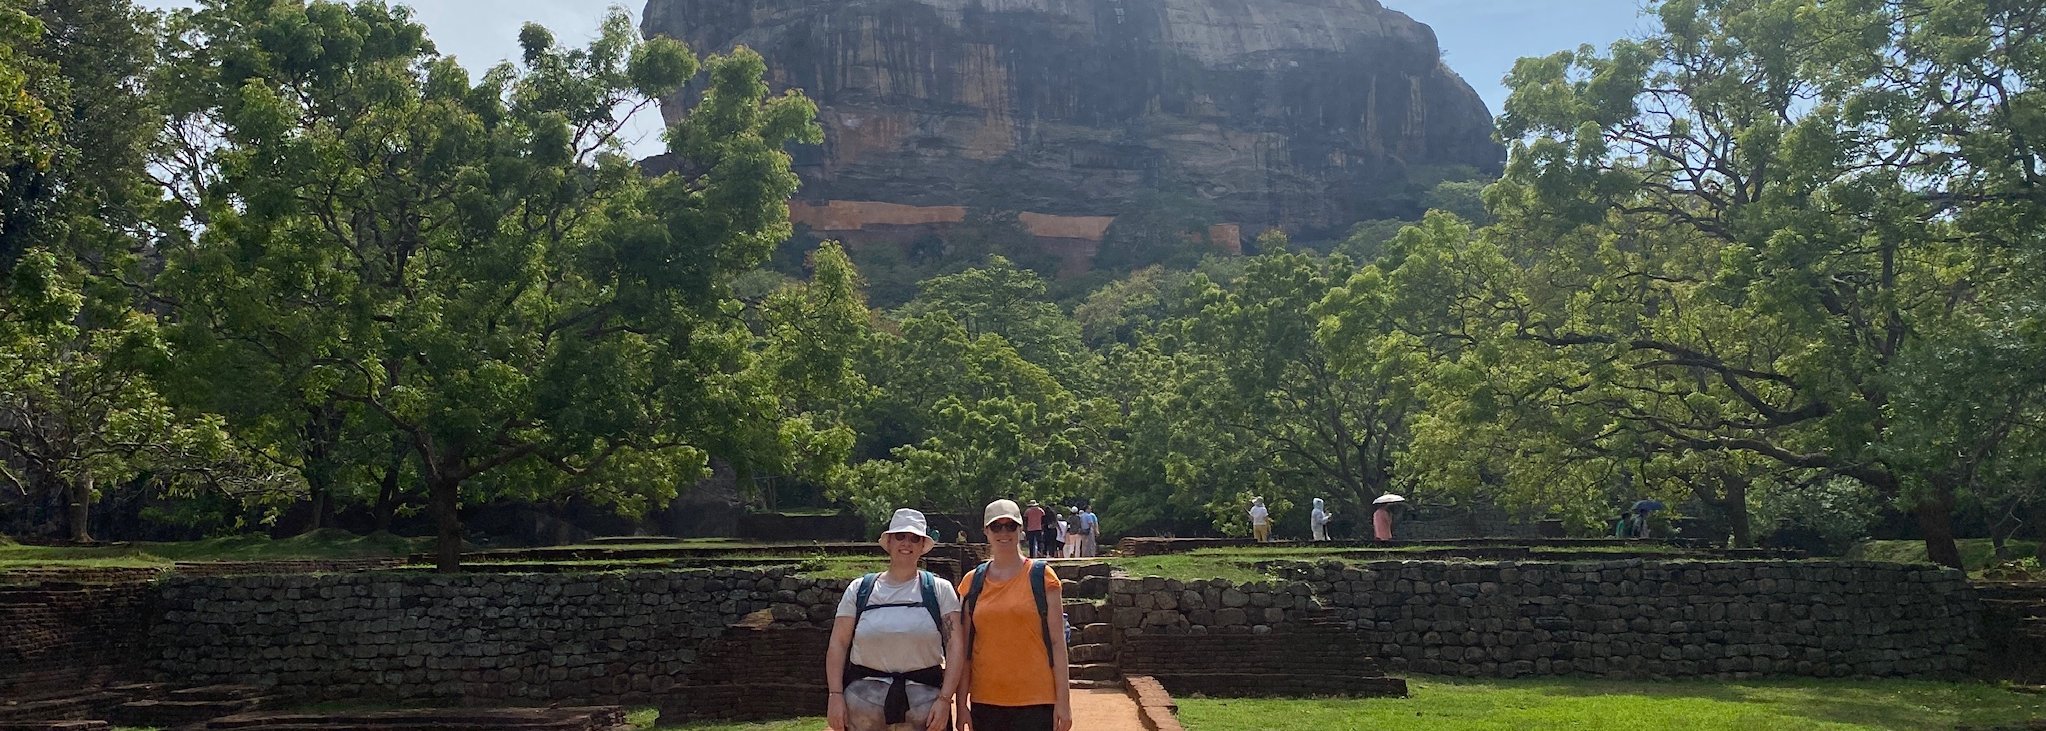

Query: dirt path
[1070,687,1149,731]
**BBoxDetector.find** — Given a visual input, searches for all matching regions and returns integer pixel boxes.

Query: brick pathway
[1070,687,1149,731]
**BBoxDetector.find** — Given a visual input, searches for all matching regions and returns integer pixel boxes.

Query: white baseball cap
[884,508,930,539]
[983,499,1024,527]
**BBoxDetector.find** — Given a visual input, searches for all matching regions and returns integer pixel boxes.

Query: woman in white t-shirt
[826,508,966,731]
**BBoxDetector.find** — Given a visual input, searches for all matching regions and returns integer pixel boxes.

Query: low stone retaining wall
[149,568,848,703]
[1106,560,1978,679]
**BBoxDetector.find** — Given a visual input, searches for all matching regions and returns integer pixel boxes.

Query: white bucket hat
[883,508,930,540]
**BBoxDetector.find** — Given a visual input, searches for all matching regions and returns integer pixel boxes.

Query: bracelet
[828,691,843,695]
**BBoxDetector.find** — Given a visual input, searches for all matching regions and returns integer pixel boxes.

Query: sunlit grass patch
[1173,676,2046,731]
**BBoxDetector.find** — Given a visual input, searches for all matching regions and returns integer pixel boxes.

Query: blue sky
[140,0,1656,157]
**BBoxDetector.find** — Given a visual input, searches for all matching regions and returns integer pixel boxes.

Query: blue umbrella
[1631,499,1666,512]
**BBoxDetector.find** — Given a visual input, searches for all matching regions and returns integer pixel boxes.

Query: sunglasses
[886,533,925,542]
[986,522,1022,533]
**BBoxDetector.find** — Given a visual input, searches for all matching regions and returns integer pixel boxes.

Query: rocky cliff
[642,0,1502,250]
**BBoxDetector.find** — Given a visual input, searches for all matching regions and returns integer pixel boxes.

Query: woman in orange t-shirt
[955,499,1071,731]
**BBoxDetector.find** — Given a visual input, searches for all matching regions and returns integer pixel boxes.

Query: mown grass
[1847,538,2040,572]
[1107,544,1699,584]
[1176,676,2046,731]
[0,529,432,570]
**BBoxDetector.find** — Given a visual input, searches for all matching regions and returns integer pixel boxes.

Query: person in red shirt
[1021,500,1048,558]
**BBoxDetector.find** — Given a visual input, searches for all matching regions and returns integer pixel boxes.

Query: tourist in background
[1051,508,1070,560]
[1373,502,1395,542]
[957,499,1072,731]
[1077,507,1100,557]
[1249,497,1270,542]
[1023,500,1048,558]
[1310,497,1333,541]
[826,508,966,731]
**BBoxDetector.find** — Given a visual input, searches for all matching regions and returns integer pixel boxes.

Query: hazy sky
[140,0,1655,157]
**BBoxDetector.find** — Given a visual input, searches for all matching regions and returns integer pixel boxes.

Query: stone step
[1069,642,1116,664]
[1077,622,1115,645]
[1070,663,1122,682]
[0,722,113,731]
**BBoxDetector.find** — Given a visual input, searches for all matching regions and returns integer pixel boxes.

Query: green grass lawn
[1174,677,2046,731]
[0,529,433,570]
[1847,539,2041,572]
[626,708,823,730]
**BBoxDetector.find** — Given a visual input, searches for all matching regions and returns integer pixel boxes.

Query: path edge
[1122,675,1184,731]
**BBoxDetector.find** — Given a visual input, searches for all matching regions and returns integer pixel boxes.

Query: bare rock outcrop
[643,0,1503,245]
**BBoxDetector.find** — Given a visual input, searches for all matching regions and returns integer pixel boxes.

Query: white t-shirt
[1054,517,1069,542]
[1249,505,1269,526]
[834,572,962,672]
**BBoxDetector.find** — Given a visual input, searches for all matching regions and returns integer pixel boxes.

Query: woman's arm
[1046,583,1072,731]
[825,615,854,731]
[931,610,967,731]
[954,602,974,731]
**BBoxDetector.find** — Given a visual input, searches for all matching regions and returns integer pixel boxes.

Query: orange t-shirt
[959,563,1062,707]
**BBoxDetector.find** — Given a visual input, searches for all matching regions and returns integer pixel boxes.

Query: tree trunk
[66,475,92,543]
[1724,475,1751,549]
[431,476,462,572]
[372,436,406,533]
[1915,490,1964,570]
[304,478,330,534]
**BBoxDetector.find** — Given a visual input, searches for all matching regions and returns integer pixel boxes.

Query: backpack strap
[1030,560,1056,669]
[962,561,992,664]
[918,570,945,655]
[961,561,1059,670]
[845,572,880,671]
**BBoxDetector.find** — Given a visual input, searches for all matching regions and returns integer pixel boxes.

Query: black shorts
[970,703,1054,731]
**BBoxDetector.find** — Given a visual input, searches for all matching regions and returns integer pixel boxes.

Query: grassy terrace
[1173,677,2046,731]
[1103,544,1707,585]
[0,530,433,570]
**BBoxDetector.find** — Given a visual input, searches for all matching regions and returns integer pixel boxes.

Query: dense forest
[1,0,2041,570]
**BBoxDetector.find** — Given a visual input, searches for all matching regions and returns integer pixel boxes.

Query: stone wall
[1105,560,1978,680]
[149,568,849,704]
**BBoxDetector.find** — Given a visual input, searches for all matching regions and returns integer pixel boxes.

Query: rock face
[642,0,1504,241]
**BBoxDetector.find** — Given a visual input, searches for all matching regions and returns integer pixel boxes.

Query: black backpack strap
[1029,560,1055,669]
[962,561,992,664]
[845,572,880,676]
[918,570,946,656]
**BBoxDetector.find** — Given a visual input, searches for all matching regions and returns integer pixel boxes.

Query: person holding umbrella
[1371,494,1405,542]
[1628,500,1665,539]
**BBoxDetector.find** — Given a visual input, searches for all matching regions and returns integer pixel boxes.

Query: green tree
[846,312,1103,517]
[1338,0,2046,565]
[154,1,820,569]
[1167,239,1418,531]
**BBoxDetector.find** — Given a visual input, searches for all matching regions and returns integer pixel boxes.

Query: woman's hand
[1054,702,1073,731]
[954,694,973,731]
[826,693,846,731]
[925,696,952,731]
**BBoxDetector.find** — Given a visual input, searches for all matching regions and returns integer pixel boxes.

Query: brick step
[0,693,130,722]
[1985,599,2046,618]
[204,706,628,731]
[1069,679,1123,691]
[108,697,269,726]
[165,685,267,702]
[1069,643,1115,664]
[0,722,113,731]
[1070,663,1121,682]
